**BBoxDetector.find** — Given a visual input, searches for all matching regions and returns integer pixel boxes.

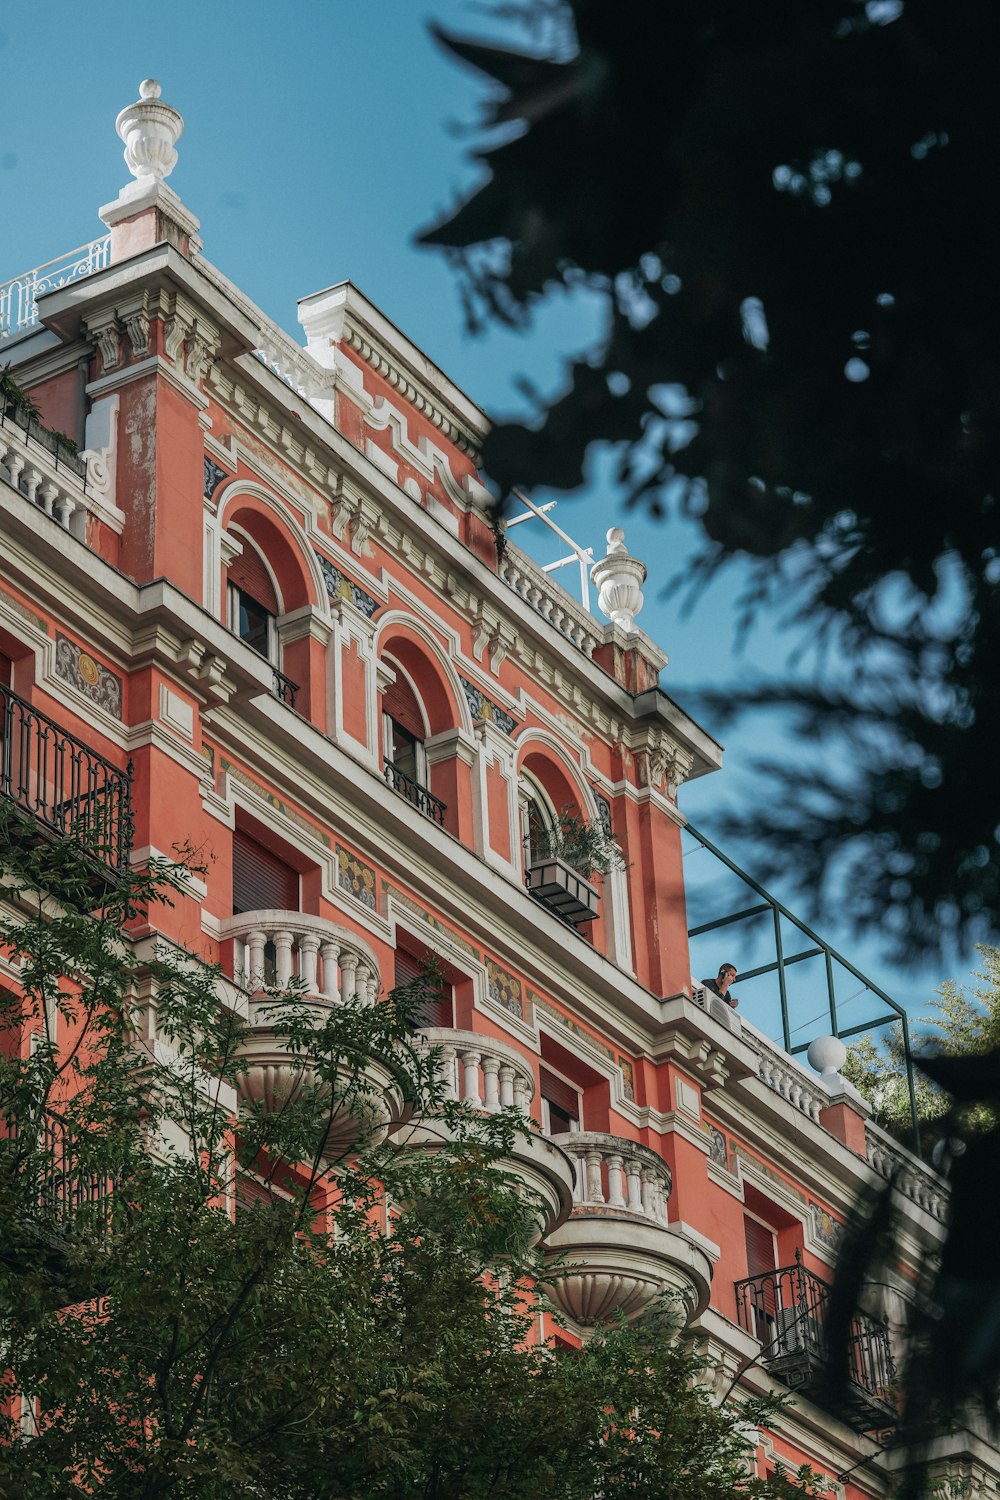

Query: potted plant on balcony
[528,808,627,926]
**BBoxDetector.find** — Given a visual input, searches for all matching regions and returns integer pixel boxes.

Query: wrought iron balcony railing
[0,236,111,343]
[0,682,133,877]
[735,1252,896,1431]
[383,760,446,826]
[271,665,299,709]
[2,1112,117,1222]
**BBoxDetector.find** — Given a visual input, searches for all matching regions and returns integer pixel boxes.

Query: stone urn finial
[115,78,184,184]
[591,527,647,632]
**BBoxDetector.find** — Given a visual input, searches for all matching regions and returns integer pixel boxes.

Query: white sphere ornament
[591,528,647,632]
[807,1034,848,1080]
[115,78,184,184]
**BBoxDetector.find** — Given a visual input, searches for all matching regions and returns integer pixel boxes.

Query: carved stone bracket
[84,311,123,372]
[632,727,694,799]
[472,604,517,675]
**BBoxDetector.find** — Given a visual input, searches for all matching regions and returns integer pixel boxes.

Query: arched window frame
[381,654,430,790]
[226,527,284,668]
[519,772,560,873]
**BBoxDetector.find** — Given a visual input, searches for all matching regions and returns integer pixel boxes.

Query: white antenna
[505,490,595,612]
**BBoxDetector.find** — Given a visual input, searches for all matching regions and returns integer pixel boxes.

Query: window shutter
[744,1216,778,1321]
[229,542,279,613]
[393,948,452,1028]
[232,829,299,914]
[382,669,425,739]
[540,1067,580,1123]
[744,1216,777,1277]
[0,653,12,687]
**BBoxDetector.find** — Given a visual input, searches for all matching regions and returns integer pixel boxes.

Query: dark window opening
[393,948,454,1029]
[387,718,420,783]
[541,1066,581,1135]
[235,588,273,658]
[232,828,300,916]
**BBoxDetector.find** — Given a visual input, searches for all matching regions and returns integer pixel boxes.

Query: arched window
[521,774,558,869]
[382,661,427,787]
[381,657,446,825]
[227,534,280,664]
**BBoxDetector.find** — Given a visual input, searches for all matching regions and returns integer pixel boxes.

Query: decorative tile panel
[54,634,122,718]
[487,960,523,1019]
[203,456,228,500]
[708,1126,729,1169]
[809,1202,844,1252]
[459,675,517,736]
[337,845,377,909]
[618,1056,635,1102]
[315,550,379,619]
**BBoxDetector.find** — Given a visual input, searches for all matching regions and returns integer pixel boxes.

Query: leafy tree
[0,817,820,1498]
[421,0,1000,959]
[843,946,1000,1142]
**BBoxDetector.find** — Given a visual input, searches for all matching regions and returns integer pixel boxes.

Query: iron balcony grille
[2,1112,118,1222]
[734,1254,896,1432]
[0,682,133,877]
[383,760,446,826]
[271,666,299,709]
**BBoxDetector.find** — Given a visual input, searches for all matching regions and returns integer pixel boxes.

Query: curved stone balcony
[404,1026,576,1242]
[221,911,399,1155]
[544,1131,713,1329]
[223,911,381,1006]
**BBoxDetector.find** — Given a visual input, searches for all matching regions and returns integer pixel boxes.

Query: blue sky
[1,0,975,1043]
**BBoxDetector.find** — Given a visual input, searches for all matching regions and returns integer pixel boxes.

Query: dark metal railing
[384,760,446,826]
[271,666,299,709]
[734,1254,896,1429]
[2,1112,117,1221]
[0,682,132,876]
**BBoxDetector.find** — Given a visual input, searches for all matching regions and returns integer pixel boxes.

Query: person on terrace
[702,962,739,1009]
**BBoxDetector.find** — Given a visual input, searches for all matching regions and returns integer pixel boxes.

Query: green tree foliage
[421,0,1000,958]
[843,946,1000,1143]
[0,822,821,1498]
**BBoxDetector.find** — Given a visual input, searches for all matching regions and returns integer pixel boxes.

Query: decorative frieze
[203,456,228,500]
[54,634,122,718]
[218,758,331,847]
[336,844,376,910]
[487,959,523,1020]
[459,674,517,736]
[315,550,379,619]
[384,884,481,961]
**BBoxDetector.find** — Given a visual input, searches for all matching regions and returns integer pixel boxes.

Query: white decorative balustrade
[413,1027,535,1118]
[500,543,599,656]
[543,1130,712,1328]
[222,911,380,1005]
[195,255,333,401]
[551,1131,672,1227]
[1,238,111,343]
[866,1124,949,1223]
[744,1024,828,1125]
[0,409,92,541]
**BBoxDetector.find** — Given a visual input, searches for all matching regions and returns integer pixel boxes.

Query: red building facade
[1,79,989,1498]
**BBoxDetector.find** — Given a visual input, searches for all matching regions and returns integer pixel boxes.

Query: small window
[227,539,280,663]
[540,1065,581,1136]
[743,1214,779,1341]
[382,666,428,787]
